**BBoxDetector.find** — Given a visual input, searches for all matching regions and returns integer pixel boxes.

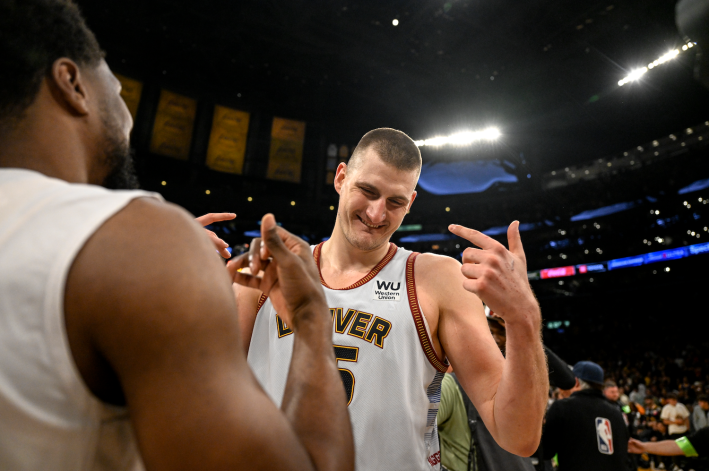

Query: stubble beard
[99,104,140,190]
[338,206,390,252]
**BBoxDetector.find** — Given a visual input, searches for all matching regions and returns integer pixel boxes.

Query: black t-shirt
[543,389,630,471]
[688,427,709,456]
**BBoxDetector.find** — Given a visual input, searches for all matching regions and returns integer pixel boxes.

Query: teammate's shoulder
[117,196,191,222]
[102,197,198,240]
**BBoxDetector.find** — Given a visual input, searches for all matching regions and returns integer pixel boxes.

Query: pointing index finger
[448,224,498,250]
[195,212,237,227]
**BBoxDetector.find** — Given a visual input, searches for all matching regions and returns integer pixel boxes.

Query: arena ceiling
[78,0,709,171]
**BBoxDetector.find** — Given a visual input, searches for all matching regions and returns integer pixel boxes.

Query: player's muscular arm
[428,222,548,457]
[65,199,353,471]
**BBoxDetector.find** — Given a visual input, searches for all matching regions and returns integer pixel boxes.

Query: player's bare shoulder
[413,251,482,313]
[413,252,464,287]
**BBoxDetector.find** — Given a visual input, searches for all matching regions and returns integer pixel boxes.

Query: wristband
[676,436,699,457]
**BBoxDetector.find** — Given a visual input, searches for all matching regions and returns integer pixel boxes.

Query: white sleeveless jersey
[248,242,448,470]
[0,168,160,470]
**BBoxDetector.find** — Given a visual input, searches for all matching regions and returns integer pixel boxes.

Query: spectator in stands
[646,396,663,422]
[629,384,646,405]
[618,386,630,406]
[692,395,709,431]
[605,381,620,402]
[542,361,630,471]
[661,392,691,470]
[662,393,691,439]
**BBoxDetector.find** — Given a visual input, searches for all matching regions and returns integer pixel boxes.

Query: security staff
[542,361,630,471]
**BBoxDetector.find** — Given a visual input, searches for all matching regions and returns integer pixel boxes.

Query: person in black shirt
[543,361,630,471]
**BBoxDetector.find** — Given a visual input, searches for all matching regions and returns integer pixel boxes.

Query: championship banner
[115,74,142,120]
[150,90,197,160]
[266,117,306,183]
[205,105,250,174]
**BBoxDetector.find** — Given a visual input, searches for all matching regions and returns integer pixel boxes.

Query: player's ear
[334,162,347,195]
[407,191,417,213]
[49,58,91,116]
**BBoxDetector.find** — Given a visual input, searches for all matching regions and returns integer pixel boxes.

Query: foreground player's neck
[323,221,392,273]
[0,82,93,184]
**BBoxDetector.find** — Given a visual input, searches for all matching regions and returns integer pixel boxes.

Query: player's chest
[324,284,417,349]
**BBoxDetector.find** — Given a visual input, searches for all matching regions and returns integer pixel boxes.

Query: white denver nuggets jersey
[248,243,448,471]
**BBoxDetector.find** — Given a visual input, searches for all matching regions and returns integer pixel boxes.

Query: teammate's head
[0,0,138,189]
[334,128,421,251]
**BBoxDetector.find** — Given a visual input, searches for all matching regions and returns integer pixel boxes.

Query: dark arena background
[79,0,708,459]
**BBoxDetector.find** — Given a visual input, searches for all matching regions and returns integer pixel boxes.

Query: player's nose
[366,199,387,225]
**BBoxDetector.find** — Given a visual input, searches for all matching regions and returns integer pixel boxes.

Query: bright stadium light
[618,41,695,86]
[414,127,501,147]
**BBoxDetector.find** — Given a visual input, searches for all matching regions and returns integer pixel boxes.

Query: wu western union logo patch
[372,280,401,302]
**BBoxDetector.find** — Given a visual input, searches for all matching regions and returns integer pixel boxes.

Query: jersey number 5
[334,345,359,406]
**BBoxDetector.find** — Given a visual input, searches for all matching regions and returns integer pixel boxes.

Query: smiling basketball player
[232,128,549,471]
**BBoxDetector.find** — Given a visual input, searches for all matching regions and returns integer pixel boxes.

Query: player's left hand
[448,221,540,325]
[195,213,236,258]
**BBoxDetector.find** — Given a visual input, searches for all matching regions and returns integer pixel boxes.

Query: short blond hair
[349,128,421,176]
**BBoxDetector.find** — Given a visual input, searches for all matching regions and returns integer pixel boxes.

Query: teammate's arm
[428,221,548,456]
[64,200,354,471]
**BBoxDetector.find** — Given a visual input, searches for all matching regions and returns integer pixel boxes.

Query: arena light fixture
[414,127,501,147]
[618,42,695,86]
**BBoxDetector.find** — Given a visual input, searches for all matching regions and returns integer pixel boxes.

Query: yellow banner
[115,74,142,120]
[150,90,197,160]
[267,117,306,183]
[205,105,250,174]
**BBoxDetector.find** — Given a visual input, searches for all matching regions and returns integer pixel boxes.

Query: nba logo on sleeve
[595,417,614,455]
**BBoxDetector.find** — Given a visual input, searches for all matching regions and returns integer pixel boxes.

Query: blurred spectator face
[699,399,709,411]
[604,385,620,402]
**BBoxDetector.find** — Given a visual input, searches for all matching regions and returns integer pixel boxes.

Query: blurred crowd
[546,345,709,471]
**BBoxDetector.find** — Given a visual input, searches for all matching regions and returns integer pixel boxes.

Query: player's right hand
[448,221,540,326]
[227,214,328,328]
